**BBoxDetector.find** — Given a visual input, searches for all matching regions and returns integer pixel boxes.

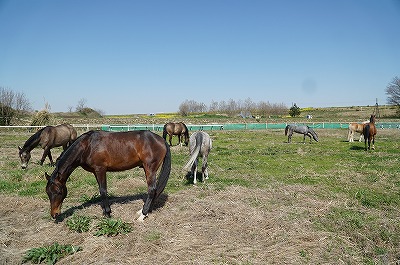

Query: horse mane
[22,127,48,150]
[284,125,290,136]
[55,131,94,173]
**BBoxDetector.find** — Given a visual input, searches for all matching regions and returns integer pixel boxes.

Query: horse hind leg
[138,181,156,222]
[137,167,158,221]
[202,156,209,182]
[192,159,198,184]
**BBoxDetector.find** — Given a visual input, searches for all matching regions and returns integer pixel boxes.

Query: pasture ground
[0,127,399,264]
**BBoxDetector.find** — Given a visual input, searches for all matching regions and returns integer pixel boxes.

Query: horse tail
[155,141,171,198]
[183,132,202,170]
[364,124,371,140]
[162,124,168,140]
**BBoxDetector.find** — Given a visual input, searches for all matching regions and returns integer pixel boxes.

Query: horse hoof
[137,213,148,222]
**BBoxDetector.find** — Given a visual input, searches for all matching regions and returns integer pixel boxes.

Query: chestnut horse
[45,130,171,221]
[363,114,377,150]
[347,120,369,142]
[162,122,189,146]
[18,123,77,169]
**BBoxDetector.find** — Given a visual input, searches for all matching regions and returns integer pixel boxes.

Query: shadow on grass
[184,171,205,185]
[56,193,169,222]
[350,145,365,151]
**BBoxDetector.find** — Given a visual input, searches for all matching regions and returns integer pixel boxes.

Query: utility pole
[373,98,380,118]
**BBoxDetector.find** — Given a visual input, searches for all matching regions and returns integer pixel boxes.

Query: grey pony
[183,131,212,184]
[285,125,318,143]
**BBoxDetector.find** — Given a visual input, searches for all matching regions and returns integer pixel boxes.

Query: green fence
[101,122,399,132]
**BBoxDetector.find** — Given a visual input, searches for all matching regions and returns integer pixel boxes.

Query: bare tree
[178,100,190,116]
[386,76,400,106]
[76,98,87,112]
[0,87,31,125]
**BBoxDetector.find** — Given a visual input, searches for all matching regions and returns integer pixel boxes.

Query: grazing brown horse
[18,123,77,169]
[363,114,377,150]
[45,130,171,222]
[347,120,369,142]
[162,122,189,146]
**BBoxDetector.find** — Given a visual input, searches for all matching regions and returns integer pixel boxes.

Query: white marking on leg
[137,213,148,222]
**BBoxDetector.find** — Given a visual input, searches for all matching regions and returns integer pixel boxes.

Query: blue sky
[0,1,399,115]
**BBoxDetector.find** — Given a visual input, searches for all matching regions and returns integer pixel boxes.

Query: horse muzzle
[50,205,62,219]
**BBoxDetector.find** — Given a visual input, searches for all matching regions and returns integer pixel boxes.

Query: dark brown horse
[18,123,77,169]
[162,122,189,146]
[363,114,377,150]
[45,130,171,222]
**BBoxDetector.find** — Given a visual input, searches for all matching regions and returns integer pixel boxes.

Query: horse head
[370,115,376,123]
[45,172,68,219]
[18,146,31,169]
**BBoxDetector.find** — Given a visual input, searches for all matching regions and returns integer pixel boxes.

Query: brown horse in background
[163,122,189,146]
[348,120,369,142]
[45,130,171,221]
[18,123,77,169]
[363,115,377,150]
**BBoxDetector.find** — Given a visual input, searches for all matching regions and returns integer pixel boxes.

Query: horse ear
[45,172,50,181]
[18,146,22,151]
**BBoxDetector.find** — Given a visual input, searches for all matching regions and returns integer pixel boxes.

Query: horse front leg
[94,170,111,217]
[40,147,53,165]
[347,130,352,142]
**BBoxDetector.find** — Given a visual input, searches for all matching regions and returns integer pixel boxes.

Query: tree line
[2,76,400,125]
[178,98,288,117]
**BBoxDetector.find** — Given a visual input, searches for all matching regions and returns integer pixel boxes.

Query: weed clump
[22,242,82,264]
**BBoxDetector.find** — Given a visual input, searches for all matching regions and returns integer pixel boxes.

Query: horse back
[40,124,76,147]
[81,130,167,171]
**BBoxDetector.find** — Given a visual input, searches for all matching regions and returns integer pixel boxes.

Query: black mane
[22,127,48,150]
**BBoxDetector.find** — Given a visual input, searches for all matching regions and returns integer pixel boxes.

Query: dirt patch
[0,184,352,264]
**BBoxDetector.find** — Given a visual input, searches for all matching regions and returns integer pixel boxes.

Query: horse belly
[95,146,141,172]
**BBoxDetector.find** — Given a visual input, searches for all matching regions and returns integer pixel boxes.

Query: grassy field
[0,125,399,264]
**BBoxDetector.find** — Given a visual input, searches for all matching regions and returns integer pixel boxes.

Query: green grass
[2,128,400,263]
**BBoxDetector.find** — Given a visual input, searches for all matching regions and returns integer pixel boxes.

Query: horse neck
[54,137,83,182]
[23,129,44,151]
[370,116,376,124]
